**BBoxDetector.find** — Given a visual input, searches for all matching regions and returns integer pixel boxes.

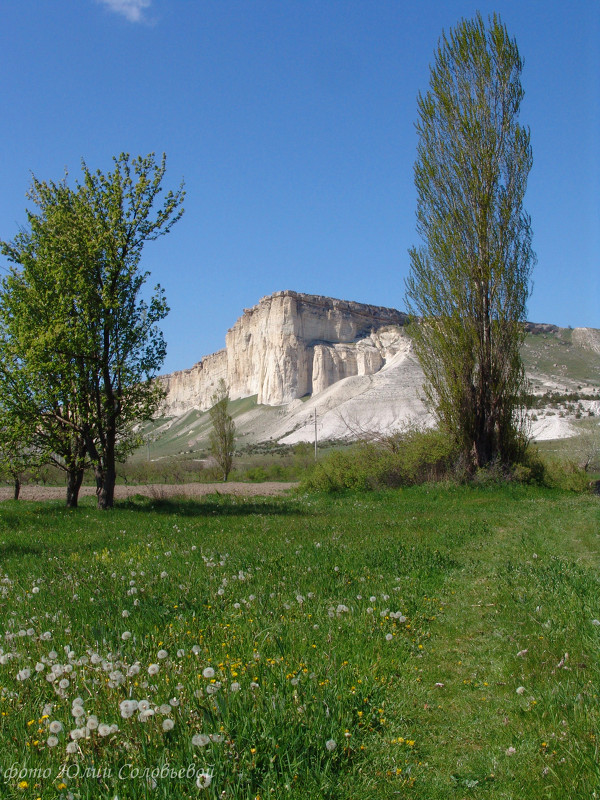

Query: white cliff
[160,291,409,414]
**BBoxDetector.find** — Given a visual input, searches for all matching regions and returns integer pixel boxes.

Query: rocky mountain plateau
[155,290,600,453]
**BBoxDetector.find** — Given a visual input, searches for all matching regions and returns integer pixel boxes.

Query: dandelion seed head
[196,771,212,788]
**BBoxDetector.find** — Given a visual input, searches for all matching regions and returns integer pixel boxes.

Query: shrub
[300,427,456,492]
[541,458,590,492]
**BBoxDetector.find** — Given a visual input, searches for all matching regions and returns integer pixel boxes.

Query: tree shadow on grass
[115,494,307,518]
[0,541,43,558]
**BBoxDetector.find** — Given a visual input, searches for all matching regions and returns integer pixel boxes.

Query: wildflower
[162,719,175,732]
[66,742,78,754]
[516,686,526,695]
[506,746,516,756]
[98,724,112,737]
[385,633,393,641]
[202,667,215,679]
[120,700,138,719]
[230,682,241,692]
[121,631,132,641]
[47,735,59,747]
[192,733,210,747]
[17,668,31,681]
[157,649,168,660]
[49,721,63,734]
[86,715,99,730]
[148,664,159,676]
[196,771,212,788]
[325,738,337,752]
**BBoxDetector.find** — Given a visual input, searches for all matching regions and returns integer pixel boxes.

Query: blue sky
[1,0,598,373]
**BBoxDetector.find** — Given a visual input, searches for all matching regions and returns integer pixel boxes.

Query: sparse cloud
[97,0,152,23]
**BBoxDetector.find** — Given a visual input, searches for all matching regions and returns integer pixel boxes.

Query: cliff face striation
[160,291,410,415]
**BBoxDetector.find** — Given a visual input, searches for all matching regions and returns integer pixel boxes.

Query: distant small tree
[574,421,600,473]
[209,379,235,481]
[0,405,42,500]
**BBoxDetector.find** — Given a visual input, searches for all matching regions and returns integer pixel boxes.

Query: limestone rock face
[160,291,409,414]
[572,327,600,355]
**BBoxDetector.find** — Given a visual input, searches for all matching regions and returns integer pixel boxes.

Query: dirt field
[0,481,298,503]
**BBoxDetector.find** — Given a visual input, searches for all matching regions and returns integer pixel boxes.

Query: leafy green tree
[209,379,236,481]
[405,13,535,470]
[0,153,184,508]
[0,186,93,506]
[0,403,42,500]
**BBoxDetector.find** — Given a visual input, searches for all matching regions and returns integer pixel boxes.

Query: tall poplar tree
[405,13,535,469]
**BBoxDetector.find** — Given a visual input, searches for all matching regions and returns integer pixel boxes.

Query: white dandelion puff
[196,771,212,788]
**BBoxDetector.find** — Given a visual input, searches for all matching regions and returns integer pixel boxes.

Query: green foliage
[209,379,236,481]
[0,486,598,798]
[406,13,534,469]
[0,153,184,508]
[301,428,456,492]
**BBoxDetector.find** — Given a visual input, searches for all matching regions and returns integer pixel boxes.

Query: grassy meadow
[0,485,598,799]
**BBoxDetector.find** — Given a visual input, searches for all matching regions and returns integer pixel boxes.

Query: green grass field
[0,485,598,799]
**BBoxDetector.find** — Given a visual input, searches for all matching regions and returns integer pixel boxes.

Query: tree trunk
[13,477,20,501]
[96,435,116,510]
[66,467,84,508]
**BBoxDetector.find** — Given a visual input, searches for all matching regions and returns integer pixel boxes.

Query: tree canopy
[0,153,185,507]
[405,13,535,469]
